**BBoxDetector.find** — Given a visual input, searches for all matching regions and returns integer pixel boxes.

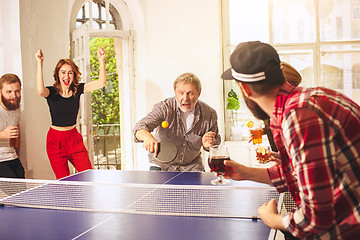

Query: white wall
[133,0,224,169]
[0,0,24,174]
[19,0,70,179]
[3,0,225,178]
[0,1,22,77]
[0,1,25,167]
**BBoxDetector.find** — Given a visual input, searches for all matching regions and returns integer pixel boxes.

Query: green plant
[226,89,240,126]
[89,38,119,126]
[226,89,251,127]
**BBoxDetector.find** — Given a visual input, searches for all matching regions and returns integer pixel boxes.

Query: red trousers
[46,127,92,179]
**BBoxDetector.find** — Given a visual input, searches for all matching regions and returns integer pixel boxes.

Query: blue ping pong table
[0,170,276,240]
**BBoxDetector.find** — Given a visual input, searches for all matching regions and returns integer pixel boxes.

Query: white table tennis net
[0,178,281,218]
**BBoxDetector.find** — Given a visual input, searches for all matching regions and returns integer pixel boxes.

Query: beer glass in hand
[208,145,230,185]
[256,146,271,164]
[9,126,19,148]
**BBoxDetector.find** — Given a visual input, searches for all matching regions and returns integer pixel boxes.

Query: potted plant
[226,89,242,140]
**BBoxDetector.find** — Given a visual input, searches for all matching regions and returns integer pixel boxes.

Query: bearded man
[221,41,360,239]
[0,73,24,178]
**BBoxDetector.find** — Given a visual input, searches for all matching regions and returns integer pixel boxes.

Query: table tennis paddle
[155,141,178,163]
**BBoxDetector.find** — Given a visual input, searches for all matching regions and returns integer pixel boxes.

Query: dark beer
[10,138,18,148]
[208,156,230,174]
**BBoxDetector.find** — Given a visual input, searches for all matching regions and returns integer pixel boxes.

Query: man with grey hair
[134,72,221,171]
[0,73,24,178]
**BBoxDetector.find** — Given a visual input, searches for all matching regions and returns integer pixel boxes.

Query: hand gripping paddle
[156,141,178,163]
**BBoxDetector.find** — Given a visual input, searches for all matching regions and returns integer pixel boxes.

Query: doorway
[90,37,121,169]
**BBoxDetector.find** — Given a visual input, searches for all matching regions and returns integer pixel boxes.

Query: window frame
[222,0,360,141]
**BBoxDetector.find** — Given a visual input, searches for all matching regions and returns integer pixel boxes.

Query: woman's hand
[34,49,44,63]
[97,46,106,62]
[84,46,107,92]
[35,48,50,97]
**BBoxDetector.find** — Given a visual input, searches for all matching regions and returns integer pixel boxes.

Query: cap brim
[221,68,234,80]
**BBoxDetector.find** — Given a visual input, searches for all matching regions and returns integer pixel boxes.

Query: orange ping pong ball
[161,121,169,128]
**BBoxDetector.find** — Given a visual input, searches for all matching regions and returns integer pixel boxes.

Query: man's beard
[1,95,21,110]
[240,90,270,120]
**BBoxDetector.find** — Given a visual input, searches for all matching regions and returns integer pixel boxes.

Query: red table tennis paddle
[156,141,178,163]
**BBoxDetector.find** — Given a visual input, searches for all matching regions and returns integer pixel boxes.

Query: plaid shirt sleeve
[267,165,288,192]
[268,84,360,239]
[281,107,339,238]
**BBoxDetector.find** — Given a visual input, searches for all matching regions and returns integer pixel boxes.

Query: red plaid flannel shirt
[268,82,360,239]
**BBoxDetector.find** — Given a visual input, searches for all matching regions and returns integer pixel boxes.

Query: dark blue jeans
[0,158,25,178]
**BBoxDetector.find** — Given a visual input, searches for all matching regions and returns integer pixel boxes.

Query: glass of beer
[250,128,263,145]
[9,137,19,148]
[256,146,271,164]
[9,125,19,148]
[208,145,230,185]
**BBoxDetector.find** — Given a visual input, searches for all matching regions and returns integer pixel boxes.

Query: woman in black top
[35,47,106,179]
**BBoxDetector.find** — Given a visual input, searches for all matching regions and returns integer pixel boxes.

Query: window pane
[229,0,269,44]
[278,49,314,87]
[93,2,99,19]
[85,2,89,18]
[93,21,100,29]
[77,7,83,19]
[353,89,360,106]
[321,64,343,90]
[354,63,360,89]
[320,0,360,41]
[273,0,316,43]
[320,45,360,94]
[101,6,106,19]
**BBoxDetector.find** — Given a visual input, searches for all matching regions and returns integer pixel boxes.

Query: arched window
[75,0,122,30]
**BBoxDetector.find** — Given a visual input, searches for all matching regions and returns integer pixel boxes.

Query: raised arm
[84,46,107,92]
[34,49,50,97]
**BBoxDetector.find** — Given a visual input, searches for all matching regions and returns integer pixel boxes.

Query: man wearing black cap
[221,41,360,239]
